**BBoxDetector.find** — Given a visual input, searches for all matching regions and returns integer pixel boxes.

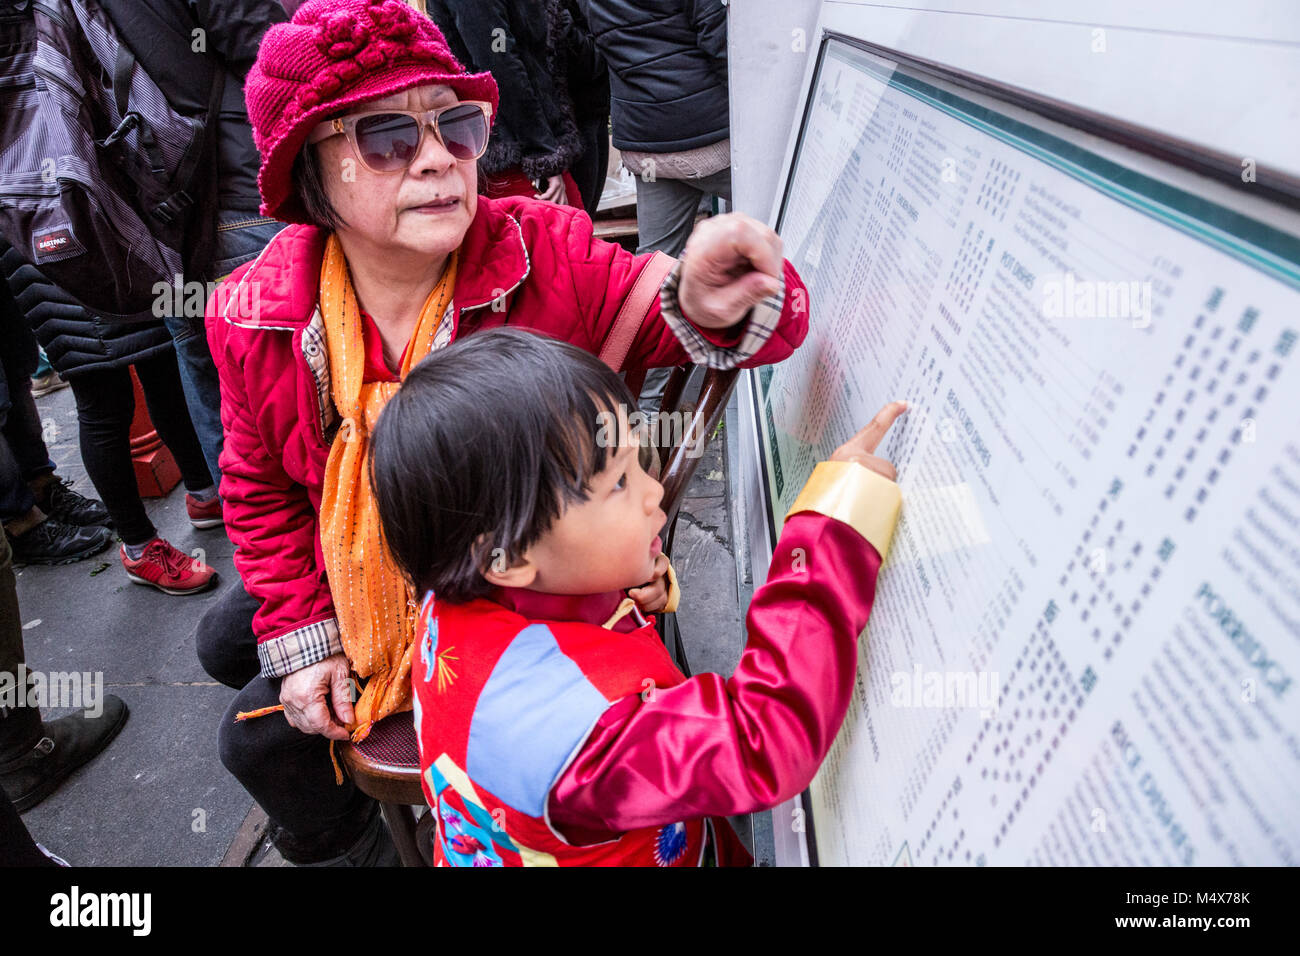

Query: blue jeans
[33,349,53,380]
[165,214,283,486]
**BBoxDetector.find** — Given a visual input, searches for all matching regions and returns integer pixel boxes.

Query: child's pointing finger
[833,400,909,460]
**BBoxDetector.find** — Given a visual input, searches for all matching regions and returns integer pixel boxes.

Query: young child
[371,328,905,866]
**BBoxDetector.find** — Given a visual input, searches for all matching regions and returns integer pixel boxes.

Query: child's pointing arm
[548,402,907,842]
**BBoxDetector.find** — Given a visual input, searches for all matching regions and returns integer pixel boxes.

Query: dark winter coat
[0,242,172,378]
[577,0,728,152]
[558,0,611,211]
[427,0,586,181]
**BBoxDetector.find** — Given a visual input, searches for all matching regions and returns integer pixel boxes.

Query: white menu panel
[756,39,1300,866]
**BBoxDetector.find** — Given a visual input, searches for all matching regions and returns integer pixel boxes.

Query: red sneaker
[121,538,219,596]
[186,493,224,529]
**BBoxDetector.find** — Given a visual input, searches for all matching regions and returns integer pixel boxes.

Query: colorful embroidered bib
[412,594,709,866]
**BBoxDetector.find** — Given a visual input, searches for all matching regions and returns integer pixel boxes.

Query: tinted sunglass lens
[355,113,420,171]
[436,105,488,160]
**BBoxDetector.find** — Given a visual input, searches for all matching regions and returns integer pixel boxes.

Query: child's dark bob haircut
[370,327,637,604]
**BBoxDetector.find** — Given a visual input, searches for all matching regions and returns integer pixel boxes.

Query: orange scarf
[318,233,458,742]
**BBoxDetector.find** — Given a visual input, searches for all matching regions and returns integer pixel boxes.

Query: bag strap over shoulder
[598,249,676,372]
[175,67,226,279]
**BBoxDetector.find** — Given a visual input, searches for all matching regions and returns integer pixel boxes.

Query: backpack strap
[111,42,132,121]
[101,43,165,176]
[598,250,676,372]
[153,66,224,232]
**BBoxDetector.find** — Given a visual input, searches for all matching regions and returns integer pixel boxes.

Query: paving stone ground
[16,384,245,866]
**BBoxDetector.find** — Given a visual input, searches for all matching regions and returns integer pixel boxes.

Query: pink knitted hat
[246,0,500,223]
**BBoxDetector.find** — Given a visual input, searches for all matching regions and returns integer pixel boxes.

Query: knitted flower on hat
[245,0,500,223]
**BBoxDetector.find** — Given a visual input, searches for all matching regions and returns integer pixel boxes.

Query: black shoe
[34,477,111,528]
[7,519,114,566]
[0,695,129,812]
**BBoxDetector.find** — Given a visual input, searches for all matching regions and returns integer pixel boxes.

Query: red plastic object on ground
[129,366,180,498]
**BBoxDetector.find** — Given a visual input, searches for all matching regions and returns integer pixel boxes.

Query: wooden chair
[340,364,742,865]
[625,363,740,674]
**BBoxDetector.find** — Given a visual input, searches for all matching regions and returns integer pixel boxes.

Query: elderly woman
[199,0,809,865]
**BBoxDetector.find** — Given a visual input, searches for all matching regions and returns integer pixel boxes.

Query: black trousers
[0,531,40,761]
[197,579,375,863]
[0,518,56,866]
[67,350,212,546]
[0,290,51,524]
[0,789,55,866]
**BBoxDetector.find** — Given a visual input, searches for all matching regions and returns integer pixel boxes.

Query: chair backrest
[651,364,740,554]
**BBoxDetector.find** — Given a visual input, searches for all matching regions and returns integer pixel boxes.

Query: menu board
[754,38,1300,866]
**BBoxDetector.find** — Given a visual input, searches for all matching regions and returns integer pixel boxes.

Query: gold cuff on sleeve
[784,460,903,560]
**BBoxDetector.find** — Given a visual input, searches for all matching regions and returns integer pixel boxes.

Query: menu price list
[761,42,1300,866]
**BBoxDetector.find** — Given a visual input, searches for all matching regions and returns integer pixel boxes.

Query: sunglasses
[307,101,493,173]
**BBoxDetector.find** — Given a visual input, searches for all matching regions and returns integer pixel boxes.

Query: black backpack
[0,0,223,317]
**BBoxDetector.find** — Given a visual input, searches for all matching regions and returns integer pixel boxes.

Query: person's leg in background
[632,167,735,408]
[163,312,226,492]
[0,529,42,767]
[633,165,733,258]
[571,118,609,215]
[131,348,217,506]
[67,367,163,550]
[0,528,128,815]
[635,175,706,259]
[66,360,218,596]
[165,214,284,490]
[0,788,61,865]
[30,348,66,399]
[196,577,395,866]
[0,297,112,565]
[8,369,113,535]
[0,352,48,543]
